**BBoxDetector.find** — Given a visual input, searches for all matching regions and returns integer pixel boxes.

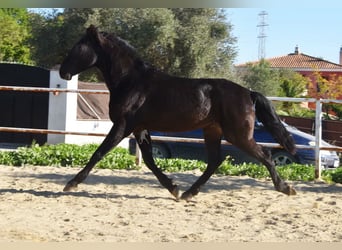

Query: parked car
[129,122,340,169]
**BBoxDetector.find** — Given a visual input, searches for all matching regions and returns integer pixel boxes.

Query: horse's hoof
[180,191,193,202]
[63,182,78,192]
[287,185,297,195]
[170,185,180,200]
[279,184,297,196]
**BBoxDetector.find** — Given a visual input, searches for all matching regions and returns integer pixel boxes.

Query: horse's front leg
[134,130,179,199]
[63,124,129,192]
[181,126,223,201]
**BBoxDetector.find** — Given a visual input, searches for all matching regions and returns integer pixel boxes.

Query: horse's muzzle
[60,72,72,81]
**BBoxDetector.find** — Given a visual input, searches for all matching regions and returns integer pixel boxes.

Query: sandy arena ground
[0,165,341,242]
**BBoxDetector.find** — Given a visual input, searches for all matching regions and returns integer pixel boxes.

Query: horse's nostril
[65,73,72,80]
[60,72,72,80]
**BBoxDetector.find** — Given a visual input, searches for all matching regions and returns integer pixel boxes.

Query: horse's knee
[262,148,272,161]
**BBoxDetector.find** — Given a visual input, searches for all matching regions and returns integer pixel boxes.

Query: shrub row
[156,157,342,184]
[0,143,137,170]
[0,143,341,184]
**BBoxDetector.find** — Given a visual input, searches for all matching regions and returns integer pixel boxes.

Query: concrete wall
[47,70,77,144]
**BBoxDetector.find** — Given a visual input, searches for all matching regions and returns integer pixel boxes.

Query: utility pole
[257,11,268,60]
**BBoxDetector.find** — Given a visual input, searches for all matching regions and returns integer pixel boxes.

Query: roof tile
[236,49,342,70]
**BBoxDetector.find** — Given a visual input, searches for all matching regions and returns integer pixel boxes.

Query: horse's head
[60,25,143,84]
[60,25,103,80]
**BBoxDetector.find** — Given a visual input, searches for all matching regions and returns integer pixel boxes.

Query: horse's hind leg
[181,125,223,201]
[228,137,296,195]
[134,130,179,199]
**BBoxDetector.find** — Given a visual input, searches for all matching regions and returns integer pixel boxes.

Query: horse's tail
[250,91,296,154]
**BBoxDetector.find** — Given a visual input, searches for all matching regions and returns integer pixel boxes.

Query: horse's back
[148,74,253,118]
[202,78,253,112]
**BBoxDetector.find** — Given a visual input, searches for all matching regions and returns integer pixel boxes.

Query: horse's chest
[108,93,145,120]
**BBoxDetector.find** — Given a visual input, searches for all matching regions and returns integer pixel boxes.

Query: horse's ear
[86,25,102,44]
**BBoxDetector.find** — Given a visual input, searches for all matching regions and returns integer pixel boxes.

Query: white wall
[47,70,76,144]
[47,70,129,149]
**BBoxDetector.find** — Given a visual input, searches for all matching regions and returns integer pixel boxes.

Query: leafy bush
[0,143,137,170]
[156,158,207,172]
[329,167,342,183]
[155,157,342,184]
[96,147,137,170]
[217,161,269,178]
[1,143,341,184]
[277,164,315,181]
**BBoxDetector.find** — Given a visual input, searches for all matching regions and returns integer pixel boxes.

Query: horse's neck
[96,61,125,90]
[102,58,150,91]
[100,65,133,92]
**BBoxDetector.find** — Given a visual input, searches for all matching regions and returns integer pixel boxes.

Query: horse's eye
[78,44,90,53]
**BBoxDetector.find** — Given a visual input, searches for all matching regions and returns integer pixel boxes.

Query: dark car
[129,122,340,168]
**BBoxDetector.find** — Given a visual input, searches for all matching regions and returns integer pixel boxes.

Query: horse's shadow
[0,170,171,200]
[0,187,169,201]
[1,169,341,200]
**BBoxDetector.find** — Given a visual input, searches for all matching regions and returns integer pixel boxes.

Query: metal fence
[1,85,342,179]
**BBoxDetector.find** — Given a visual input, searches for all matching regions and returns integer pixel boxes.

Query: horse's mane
[100,32,140,60]
[99,31,155,76]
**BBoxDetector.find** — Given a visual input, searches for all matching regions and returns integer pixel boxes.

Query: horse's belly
[142,112,213,132]
[138,90,214,131]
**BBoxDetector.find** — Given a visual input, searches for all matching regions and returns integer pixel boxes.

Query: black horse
[59,25,297,201]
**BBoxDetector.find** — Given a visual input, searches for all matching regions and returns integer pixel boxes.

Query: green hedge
[0,143,137,170]
[0,143,341,184]
[156,157,342,184]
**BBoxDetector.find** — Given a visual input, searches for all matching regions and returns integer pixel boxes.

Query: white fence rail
[0,85,342,179]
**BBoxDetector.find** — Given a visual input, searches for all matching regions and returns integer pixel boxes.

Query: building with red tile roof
[235,46,342,101]
[236,46,342,75]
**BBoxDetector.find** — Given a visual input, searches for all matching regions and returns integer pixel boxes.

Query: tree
[29,8,238,80]
[279,69,308,97]
[308,70,342,119]
[0,8,32,63]
[240,59,280,96]
[277,69,309,114]
[99,8,179,74]
[308,70,342,100]
[238,61,315,116]
[29,9,65,68]
[170,8,237,78]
